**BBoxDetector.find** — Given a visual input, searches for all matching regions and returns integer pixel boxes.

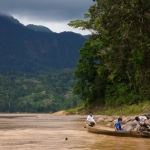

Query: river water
[0,114,149,150]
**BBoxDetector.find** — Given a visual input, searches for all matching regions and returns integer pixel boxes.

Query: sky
[0,0,94,35]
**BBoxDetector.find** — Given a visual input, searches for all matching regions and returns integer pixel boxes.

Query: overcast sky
[0,0,94,35]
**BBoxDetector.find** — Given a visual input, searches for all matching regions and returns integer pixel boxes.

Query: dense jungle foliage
[68,0,150,107]
[0,69,81,112]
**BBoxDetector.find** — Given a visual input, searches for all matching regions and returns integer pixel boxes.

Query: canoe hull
[86,125,150,138]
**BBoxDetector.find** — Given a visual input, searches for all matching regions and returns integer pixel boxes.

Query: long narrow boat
[86,125,150,138]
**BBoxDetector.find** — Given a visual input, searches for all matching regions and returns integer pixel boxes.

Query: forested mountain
[0,14,89,112]
[26,24,53,33]
[0,15,87,73]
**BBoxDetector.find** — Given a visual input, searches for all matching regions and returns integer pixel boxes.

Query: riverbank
[47,110,150,133]
[66,101,150,116]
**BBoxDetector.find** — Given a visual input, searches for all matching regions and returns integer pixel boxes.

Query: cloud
[0,0,94,22]
[0,0,94,34]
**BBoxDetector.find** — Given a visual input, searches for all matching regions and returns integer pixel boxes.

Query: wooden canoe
[86,125,150,138]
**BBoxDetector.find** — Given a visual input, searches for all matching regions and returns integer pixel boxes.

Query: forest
[0,69,81,112]
[68,0,150,108]
[1,0,150,113]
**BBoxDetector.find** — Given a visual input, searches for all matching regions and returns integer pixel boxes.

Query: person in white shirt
[85,111,96,127]
[135,116,149,131]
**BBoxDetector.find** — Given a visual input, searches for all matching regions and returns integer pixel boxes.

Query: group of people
[85,111,150,132]
[115,116,150,132]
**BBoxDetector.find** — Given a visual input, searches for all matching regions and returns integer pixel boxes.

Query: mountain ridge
[26,24,53,33]
[0,15,87,73]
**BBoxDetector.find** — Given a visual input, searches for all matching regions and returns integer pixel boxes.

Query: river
[0,114,149,150]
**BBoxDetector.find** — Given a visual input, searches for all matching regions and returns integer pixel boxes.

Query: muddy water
[0,114,149,150]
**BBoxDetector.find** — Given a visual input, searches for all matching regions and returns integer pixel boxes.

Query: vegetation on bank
[68,0,150,109]
[0,69,81,113]
[67,101,150,116]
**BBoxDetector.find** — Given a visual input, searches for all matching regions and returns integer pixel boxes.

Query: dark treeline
[0,69,81,112]
[69,0,150,107]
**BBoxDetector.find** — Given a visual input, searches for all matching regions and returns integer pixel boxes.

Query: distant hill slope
[0,14,21,24]
[26,24,53,33]
[0,15,87,73]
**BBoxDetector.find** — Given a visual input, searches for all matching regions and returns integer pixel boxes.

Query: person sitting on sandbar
[85,111,96,127]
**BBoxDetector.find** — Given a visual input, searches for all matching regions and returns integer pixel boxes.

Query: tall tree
[69,0,150,107]
[73,40,108,106]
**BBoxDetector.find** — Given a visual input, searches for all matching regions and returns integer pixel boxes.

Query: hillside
[26,24,53,33]
[0,15,87,73]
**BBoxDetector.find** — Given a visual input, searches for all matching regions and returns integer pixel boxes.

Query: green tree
[73,39,108,106]
[69,0,150,107]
